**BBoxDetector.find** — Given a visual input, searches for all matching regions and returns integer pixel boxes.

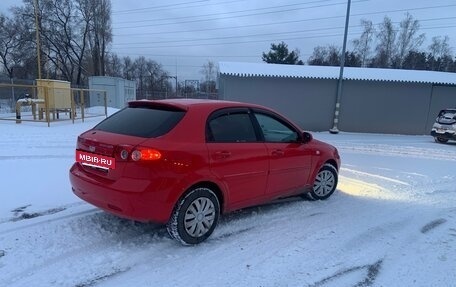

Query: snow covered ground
[0,114,455,287]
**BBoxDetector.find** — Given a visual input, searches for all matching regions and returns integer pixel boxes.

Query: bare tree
[308,45,343,66]
[428,36,453,71]
[395,13,425,68]
[9,0,46,79]
[353,19,375,67]
[145,59,163,92]
[429,36,452,58]
[40,0,78,81]
[133,56,147,98]
[10,0,91,84]
[122,56,134,80]
[0,14,26,79]
[87,0,112,76]
[200,60,218,93]
[131,57,168,99]
[308,46,328,66]
[327,45,341,66]
[77,0,112,76]
[373,16,397,68]
[105,53,122,77]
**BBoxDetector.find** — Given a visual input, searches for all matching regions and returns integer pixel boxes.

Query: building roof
[218,61,456,85]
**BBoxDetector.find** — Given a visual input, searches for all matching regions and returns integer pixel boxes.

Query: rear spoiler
[128,100,188,112]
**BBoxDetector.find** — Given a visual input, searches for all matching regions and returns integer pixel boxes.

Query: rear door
[206,108,269,208]
[252,110,313,196]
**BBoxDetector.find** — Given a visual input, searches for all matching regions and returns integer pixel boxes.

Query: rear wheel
[435,137,449,143]
[167,187,220,245]
[308,164,338,200]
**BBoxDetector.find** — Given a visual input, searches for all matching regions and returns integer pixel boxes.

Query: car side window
[207,112,257,142]
[254,113,299,143]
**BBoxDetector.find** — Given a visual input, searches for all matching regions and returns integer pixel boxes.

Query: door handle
[271,149,284,156]
[214,151,231,159]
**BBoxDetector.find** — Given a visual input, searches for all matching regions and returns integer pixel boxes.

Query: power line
[113,3,456,30]
[112,32,347,49]
[112,23,456,50]
[112,0,250,16]
[113,17,342,37]
[113,15,456,37]
[112,0,263,15]
[112,19,456,47]
[112,0,210,14]
[115,0,335,25]
[114,0,368,29]
[113,26,348,46]
[114,53,261,58]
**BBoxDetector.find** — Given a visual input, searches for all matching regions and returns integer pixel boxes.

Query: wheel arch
[183,181,225,214]
[325,159,339,171]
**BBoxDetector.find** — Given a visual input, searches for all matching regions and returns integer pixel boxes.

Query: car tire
[434,137,449,143]
[308,164,338,200]
[167,187,220,245]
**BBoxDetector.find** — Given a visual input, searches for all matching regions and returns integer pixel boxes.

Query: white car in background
[431,108,456,143]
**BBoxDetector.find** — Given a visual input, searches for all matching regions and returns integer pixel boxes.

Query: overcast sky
[1,0,455,81]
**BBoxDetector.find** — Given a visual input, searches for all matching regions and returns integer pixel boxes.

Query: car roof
[128,98,268,111]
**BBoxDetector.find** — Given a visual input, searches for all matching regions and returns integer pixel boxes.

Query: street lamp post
[329,0,351,134]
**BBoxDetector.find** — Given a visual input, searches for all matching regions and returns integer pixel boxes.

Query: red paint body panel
[264,142,313,195]
[69,99,340,224]
[207,142,269,210]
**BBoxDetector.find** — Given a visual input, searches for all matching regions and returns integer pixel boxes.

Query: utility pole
[330,0,351,134]
[33,0,42,79]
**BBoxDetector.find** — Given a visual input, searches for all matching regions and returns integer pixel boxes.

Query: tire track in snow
[421,218,447,234]
[0,206,98,235]
[309,259,383,287]
[74,267,132,287]
[1,198,314,286]
[0,213,165,286]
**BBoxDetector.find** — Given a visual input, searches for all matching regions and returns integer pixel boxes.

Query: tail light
[115,144,135,161]
[133,148,162,161]
[115,145,162,162]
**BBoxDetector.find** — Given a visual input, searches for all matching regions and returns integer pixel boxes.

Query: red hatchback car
[69,99,340,245]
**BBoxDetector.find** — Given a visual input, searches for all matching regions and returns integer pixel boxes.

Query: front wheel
[434,137,449,143]
[308,164,338,200]
[167,187,220,245]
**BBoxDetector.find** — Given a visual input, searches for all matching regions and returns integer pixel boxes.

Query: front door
[253,111,312,195]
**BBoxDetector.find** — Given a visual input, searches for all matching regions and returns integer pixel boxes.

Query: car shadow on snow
[76,211,166,242]
[430,139,456,146]
[209,195,324,240]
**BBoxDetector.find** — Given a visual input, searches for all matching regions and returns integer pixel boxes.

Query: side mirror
[302,131,313,144]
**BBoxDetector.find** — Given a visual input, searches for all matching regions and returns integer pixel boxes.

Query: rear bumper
[431,130,456,140]
[69,163,174,223]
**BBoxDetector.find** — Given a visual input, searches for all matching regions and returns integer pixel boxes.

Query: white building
[89,76,136,109]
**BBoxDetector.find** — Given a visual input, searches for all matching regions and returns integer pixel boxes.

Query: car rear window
[94,106,186,138]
